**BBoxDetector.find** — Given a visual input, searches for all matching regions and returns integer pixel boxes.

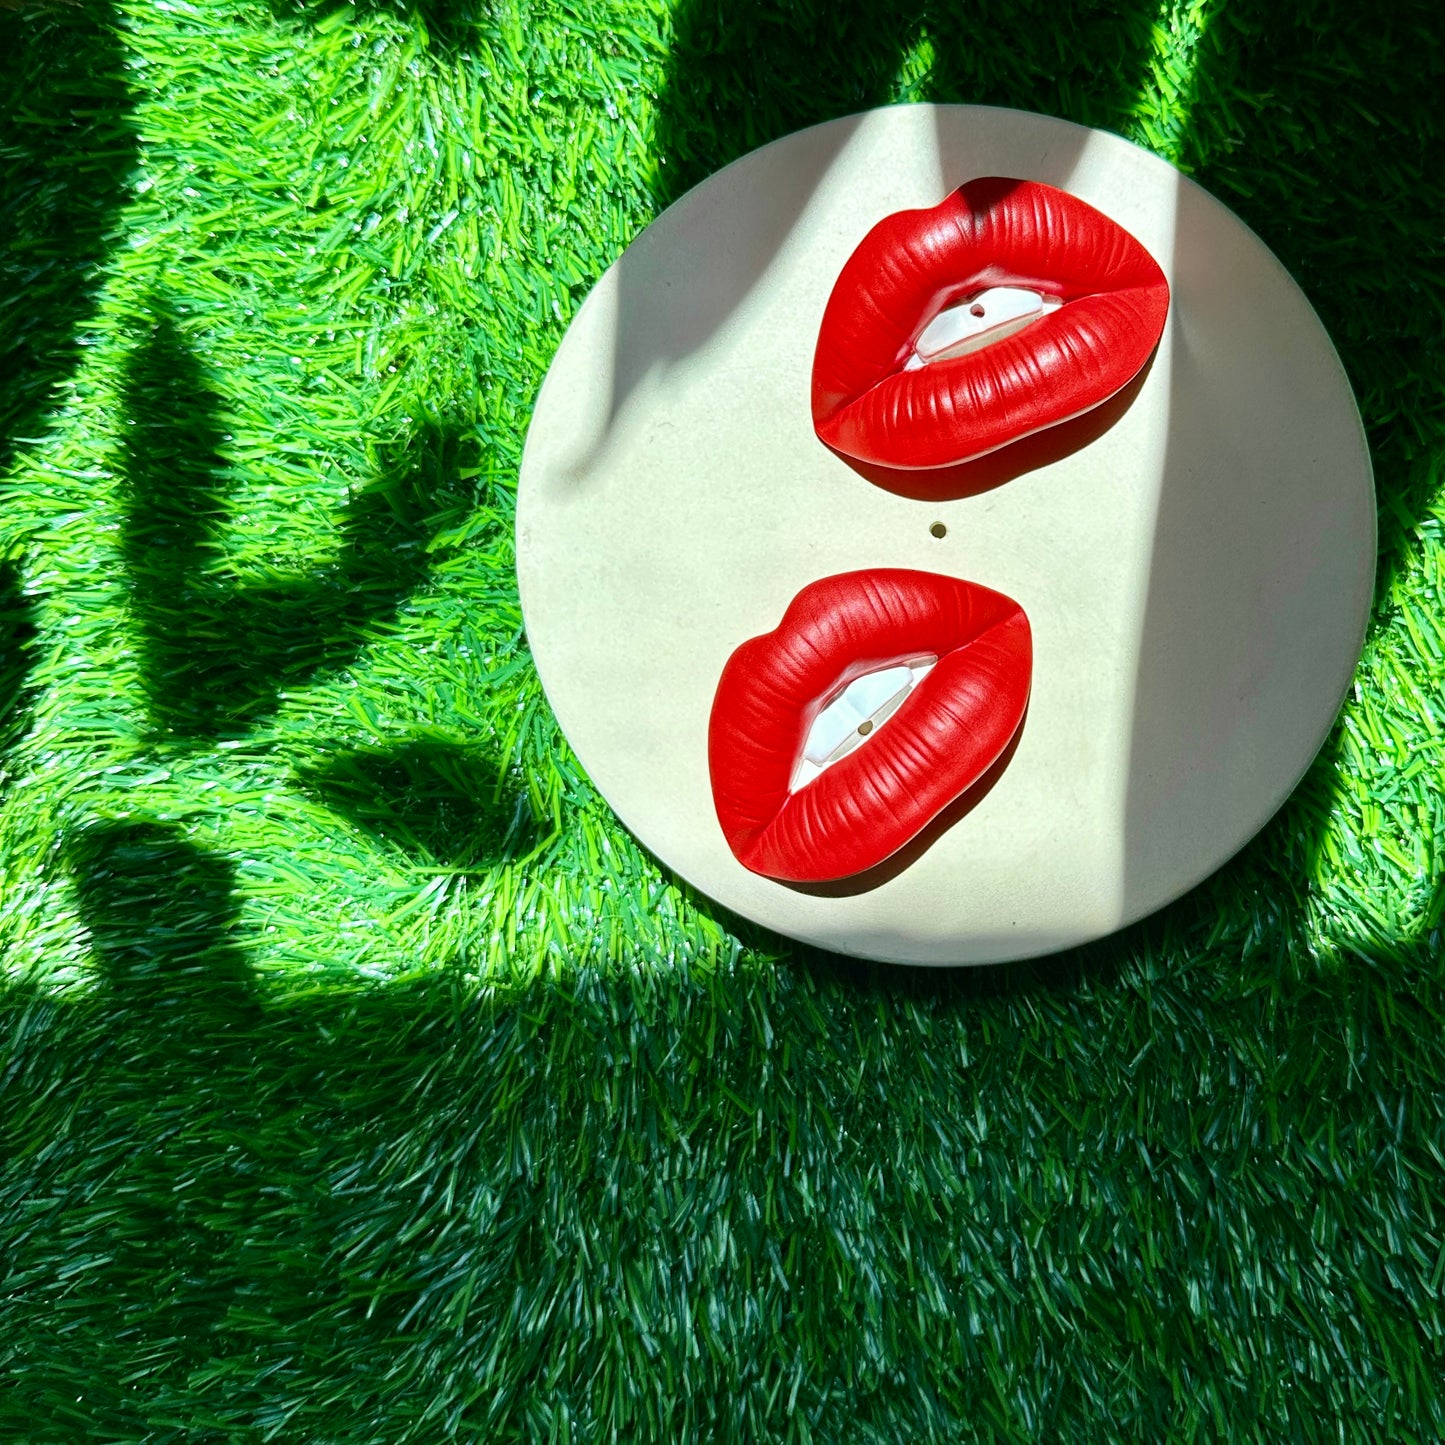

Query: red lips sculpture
[709,570,1032,883]
[811,176,1170,470]
[709,176,1163,884]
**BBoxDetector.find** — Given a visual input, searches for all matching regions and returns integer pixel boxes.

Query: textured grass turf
[1,0,1443,1438]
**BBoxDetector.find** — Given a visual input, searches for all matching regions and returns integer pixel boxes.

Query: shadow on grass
[0,1,135,478]
[265,0,492,52]
[0,556,38,769]
[2,821,509,1435]
[1,815,1434,1440]
[115,305,469,741]
[7,816,1139,1436]
[293,734,539,868]
[66,820,257,1015]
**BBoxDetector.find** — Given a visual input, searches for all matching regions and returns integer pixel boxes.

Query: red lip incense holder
[709,569,1032,883]
[812,176,1170,472]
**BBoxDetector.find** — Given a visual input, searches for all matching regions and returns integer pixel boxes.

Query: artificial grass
[0,0,1442,1438]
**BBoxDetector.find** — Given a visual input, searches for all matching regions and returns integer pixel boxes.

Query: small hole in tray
[857,720,873,736]
[970,303,986,318]
[929,521,947,539]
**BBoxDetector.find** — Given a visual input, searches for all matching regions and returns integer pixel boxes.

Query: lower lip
[709,569,1033,882]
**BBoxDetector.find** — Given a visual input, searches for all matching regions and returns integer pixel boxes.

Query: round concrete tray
[516,104,1375,967]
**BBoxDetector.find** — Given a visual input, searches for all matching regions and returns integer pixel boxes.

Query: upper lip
[811,176,1170,471]
[708,569,1032,882]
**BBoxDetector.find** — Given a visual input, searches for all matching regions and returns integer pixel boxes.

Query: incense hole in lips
[790,655,937,791]
[902,287,1063,371]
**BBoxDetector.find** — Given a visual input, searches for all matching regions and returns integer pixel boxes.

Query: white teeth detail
[903,288,1062,370]
[791,657,938,792]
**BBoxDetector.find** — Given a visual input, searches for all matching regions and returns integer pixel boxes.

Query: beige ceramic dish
[517,104,1375,966]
